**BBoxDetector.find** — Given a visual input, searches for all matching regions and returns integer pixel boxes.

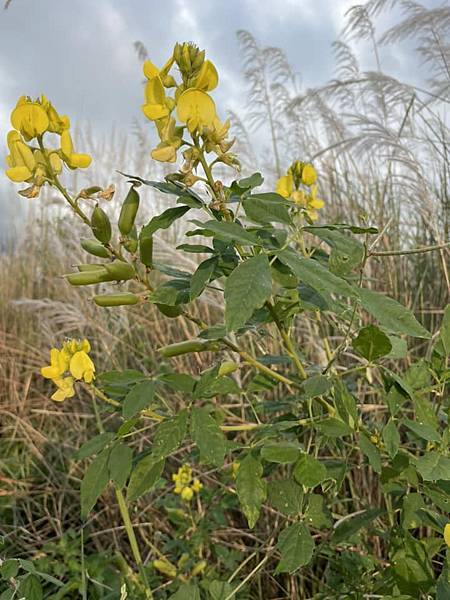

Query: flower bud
[118,186,140,236]
[91,205,112,243]
[81,238,110,259]
[93,293,139,307]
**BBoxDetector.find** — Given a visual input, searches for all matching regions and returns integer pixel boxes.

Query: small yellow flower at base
[51,377,75,402]
[11,97,49,140]
[301,163,317,187]
[276,173,294,198]
[180,487,194,501]
[176,89,216,133]
[444,523,450,547]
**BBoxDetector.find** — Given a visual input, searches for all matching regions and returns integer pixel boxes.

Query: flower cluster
[41,339,95,402]
[5,95,91,197]
[276,160,324,221]
[172,464,203,501]
[141,42,236,175]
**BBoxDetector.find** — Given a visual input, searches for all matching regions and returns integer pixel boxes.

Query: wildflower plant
[5,41,450,599]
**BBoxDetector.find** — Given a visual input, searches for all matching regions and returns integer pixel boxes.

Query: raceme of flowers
[141,42,237,174]
[5,95,91,197]
[172,464,203,501]
[41,339,95,401]
[276,160,324,221]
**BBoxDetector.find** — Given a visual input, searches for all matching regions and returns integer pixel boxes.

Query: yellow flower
[40,95,70,134]
[305,184,324,221]
[276,173,294,198]
[194,60,219,92]
[172,464,202,501]
[51,377,75,402]
[142,76,170,121]
[444,523,450,547]
[301,163,317,186]
[69,350,95,383]
[41,348,70,380]
[10,96,49,140]
[5,131,36,183]
[176,89,216,133]
[151,143,177,163]
[60,131,92,169]
[180,487,194,501]
[191,478,203,493]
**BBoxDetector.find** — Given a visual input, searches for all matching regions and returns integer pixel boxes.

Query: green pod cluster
[139,225,153,268]
[91,205,112,243]
[159,339,220,358]
[81,238,110,258]
[93,293,139,307]
[118,186,140,236]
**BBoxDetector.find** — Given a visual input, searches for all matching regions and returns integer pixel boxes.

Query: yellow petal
[144,77,166,105]
[67,153,92,169]
[13,141,36,171]
[195,60,219,91]
[301,163,317,186]
[61,130,74,156]
[49,152,62,174]
[176,89,216,128]
[444,523,450,547]
[41,365,61,379]
[309,198,324,209]
[81,339,91,353]
[142,103,170,121]
[11,102,49,138]
[276,174,293,198]
[69,351,95,381]
[151,144,177,163]
[5,166,32,182]
[143,59,159,79]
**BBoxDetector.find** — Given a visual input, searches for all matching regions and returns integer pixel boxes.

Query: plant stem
[369,241,449,256]
[115,487,153,600]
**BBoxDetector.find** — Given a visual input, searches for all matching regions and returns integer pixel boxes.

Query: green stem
[369,241,449,257]
[115,487,153,600]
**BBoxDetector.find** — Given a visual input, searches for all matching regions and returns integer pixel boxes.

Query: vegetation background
[0,0,449,598]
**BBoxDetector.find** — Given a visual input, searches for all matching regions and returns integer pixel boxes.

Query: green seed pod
[191,560,207,577]
[93,293,139,307]
[81,238,110,259]
[153,560,177,578]
[159,339,215,358]
[91,204,112,243]
[77,263,106,272]
[118,186,140,236]
[123,225,138,253]
[103,260,135,281]
[139,226,153,268]
[65,269,108,286]
[155,303,184,318]
[218,361,239,376]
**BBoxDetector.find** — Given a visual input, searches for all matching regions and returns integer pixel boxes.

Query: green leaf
[75,432,115,460]
[122,380,155,419]
[333,381,358,429]
[224,255,272,331]
[170,583,201,600]
[402,493,426,529]
[359,434,381,474]
[191,219,259,246]
[302,375,333,399]
[236,454,267,528]
[151,409,188,461]
[293,454,327,488]
[416,452,450,481]
[80,449,111,518]
[127,456,164,502]
[243,193,292,225]
[17,574,43,600]
[276,523,314,573]
[304,227,364,276]
[261,443,301,464]
[0,559,19,579]
[440,304,450,355]
[382,420,400,459]
[358,287,431,339]
[236,172,264,190]
[403,418,440,442]
[191,407,227,467]
[316,418,353,437]
[109,444,133,489]
[332,508,383,543]
[190,257,218,300]
[353,325,392,361]
[142,206,190,236]
[268,479,303,516]
[305,493,332,528]
[278,249,358,299]
[208,580,235,600]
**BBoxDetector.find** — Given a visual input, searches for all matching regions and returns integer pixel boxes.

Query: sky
[0,0,444,238]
